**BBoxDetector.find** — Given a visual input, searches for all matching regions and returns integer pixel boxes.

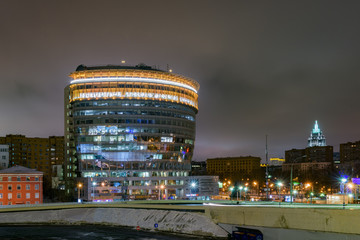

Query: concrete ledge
[205,206,360,235]
[0,208,228,238]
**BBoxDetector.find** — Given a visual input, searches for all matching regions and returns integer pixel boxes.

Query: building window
[26,193,30,199]
[17,185,21,190]
[35,184,39,190]
[35,193,39,199]
[0,193,2,199]
[8,177,11,181]
[26,184,30,190]
[35,177,39,181]
[17,193,21,199]
[0,184,2,190]
[35,201,39,204]
[26,176,30,181]
[8,185,12,191]
[8,193,12,199]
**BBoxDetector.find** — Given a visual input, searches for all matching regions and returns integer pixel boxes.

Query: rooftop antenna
[167,64,173,73]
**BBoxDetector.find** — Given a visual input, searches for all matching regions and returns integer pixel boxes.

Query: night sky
[1,1,360,162]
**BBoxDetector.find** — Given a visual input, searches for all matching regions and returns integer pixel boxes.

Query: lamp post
[348,183,354,204]
[190,182,197,200]
[244,187,248,201]
[305,183,313,204]
[237,186,243,201]
[253,182,258,197]
[341,178,347,209]
[277,182,283,206]
[77,183,82,203]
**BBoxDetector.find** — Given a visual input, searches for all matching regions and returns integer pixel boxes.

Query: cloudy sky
[1,1,360,161]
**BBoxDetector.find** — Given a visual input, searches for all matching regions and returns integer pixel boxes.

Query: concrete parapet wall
[0,208,228,238]
[205,206,360,235]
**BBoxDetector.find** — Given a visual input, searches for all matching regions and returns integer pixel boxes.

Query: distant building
[285,146,333,164]
[206,156,261,182]
[0,145,9,169]
[269,158,285,166]
[308,120,326,147]
[184,175,219,200]
[191,161,207,175]
[338,141,360,177]
[0,166,43,205]
[0,135,65,192]
[340,141,360,163]
[283,146,333,182]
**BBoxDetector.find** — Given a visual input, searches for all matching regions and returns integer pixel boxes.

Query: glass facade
[64,65,199,200]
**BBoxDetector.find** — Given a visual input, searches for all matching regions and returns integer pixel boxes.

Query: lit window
[26,193,30,199]
[8,193,12,199]
[35,193,39,199]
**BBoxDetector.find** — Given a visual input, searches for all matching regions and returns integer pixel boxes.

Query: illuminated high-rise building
[308,120,326,147]
[64,64,199,200]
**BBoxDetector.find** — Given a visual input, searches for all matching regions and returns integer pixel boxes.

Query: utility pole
[265,135,269,201]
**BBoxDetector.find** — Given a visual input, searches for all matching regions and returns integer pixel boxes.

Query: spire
[312,120,320,134]
[308,120,326,147]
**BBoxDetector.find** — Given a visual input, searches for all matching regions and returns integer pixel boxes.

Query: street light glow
[341,178,347,183]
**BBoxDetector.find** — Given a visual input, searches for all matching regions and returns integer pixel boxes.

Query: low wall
[205,206,360,235]
[0,208,228,238]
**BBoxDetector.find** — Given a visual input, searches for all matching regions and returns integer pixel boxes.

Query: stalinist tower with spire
[308,120,326,147]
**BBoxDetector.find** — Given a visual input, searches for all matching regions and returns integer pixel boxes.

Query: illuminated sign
[270,158,285,161]
[186,194,198,197]
[352,178,360,185]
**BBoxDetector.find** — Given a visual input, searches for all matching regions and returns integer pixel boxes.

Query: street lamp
[77,183,82,203]
[253,182,258,196]
[190,182,197,200]
[237,186,243,201]
[341,178,347,209]
[277,182,283,206]
[348,183,354,204]
[244,187,248,201]
[305,183,314,204]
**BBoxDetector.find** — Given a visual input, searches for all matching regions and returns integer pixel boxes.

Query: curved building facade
[64,64,199,200]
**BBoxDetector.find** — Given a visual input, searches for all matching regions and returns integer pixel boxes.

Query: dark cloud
[1,0,360,161]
